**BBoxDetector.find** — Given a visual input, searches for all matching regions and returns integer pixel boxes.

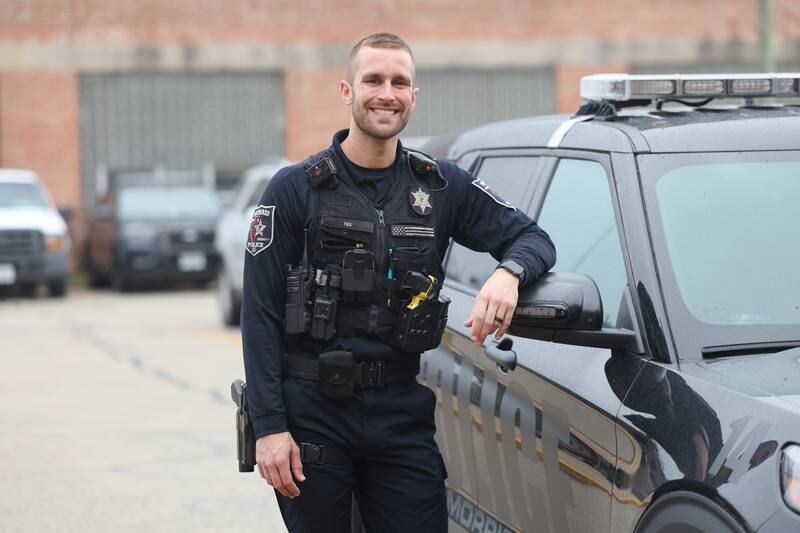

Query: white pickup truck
[0,169,71,297]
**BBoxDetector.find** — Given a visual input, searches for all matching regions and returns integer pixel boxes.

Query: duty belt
[284,353,419,388]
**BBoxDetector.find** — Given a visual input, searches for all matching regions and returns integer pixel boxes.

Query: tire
[111,270,131,292]
[84,248,108,288]
[18,282,37,298]
[47,278,67,298]
[218,269,241,327]
[635,491,746,533]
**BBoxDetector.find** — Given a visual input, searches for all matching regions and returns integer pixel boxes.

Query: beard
[351,99,412,141]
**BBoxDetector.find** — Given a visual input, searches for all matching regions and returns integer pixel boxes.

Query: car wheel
[85,258,106,288]
[635,491,746,533]
[18,282,37,298]
[218,269,241,327]
[47,278,67,298]
[111,271,131,292]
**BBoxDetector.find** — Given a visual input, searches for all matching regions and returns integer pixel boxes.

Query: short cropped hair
[346,33,415,84]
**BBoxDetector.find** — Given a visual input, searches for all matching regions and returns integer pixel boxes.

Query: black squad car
[419,73,800,533]
[85,173,221,291]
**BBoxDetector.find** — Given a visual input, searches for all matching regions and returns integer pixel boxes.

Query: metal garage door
[79,72,284,204]
[402,68,554,138]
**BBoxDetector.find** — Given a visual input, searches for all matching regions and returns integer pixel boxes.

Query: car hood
[696,347,800,409]
[0,206,67,235]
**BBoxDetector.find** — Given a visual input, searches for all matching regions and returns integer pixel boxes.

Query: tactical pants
[275,375,448,533]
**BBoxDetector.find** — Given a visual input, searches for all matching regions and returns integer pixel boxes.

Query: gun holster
[231,379,257,472]
[317,350,356,399]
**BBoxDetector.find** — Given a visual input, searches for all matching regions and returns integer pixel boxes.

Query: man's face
[343,46,418,141]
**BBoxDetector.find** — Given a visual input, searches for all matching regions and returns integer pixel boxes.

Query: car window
[118,186,220,220]
[650,157,800,326]
[246,178,269,211]
[538,159,627,328]
[445,157,537,289]
[0,182,49,208]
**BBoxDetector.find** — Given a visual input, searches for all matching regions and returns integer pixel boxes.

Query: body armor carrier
[284,147,450,354]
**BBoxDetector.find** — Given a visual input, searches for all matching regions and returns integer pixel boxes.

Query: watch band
[497,260,524,280]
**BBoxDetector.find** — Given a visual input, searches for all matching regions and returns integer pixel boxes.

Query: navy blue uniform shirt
[241,130,556,438]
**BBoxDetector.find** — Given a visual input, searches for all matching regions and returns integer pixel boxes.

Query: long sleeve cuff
[252,413,289,439]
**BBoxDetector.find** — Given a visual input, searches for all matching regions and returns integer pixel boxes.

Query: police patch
[246,205,275,256]
[471,178,516,211]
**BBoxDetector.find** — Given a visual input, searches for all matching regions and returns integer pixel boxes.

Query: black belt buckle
[360,361,385,388]
[299,442,325,464]
[318,350,355,399]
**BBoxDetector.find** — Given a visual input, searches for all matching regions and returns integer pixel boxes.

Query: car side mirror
[509,272,643,353]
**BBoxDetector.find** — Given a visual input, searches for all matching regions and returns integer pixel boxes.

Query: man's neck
[339,126,398,169]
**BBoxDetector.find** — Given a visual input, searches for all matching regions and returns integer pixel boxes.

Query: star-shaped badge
[254,220,265,237]
[409,187,432,215]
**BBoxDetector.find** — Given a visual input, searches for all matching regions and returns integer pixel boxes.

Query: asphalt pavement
[0,286,286,532]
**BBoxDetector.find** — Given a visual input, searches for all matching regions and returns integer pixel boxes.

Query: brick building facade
[0,0,798,257]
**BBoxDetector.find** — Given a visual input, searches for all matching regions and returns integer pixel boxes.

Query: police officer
[241,33,556,532]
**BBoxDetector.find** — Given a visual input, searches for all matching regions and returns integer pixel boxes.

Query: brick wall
[3,0,798,42]
[284,67,350,161]
[0,71,80,208]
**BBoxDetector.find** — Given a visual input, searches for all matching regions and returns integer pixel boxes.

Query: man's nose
[377,81,395,100]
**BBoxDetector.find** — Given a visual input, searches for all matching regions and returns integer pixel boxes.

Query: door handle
[486,338,516,372]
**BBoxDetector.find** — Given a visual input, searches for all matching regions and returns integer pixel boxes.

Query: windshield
[0,182,49,208]
[118,187,220,220]
[640,151,800,354]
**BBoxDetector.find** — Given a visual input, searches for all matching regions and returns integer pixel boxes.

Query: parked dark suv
[419,74,800,533]
[85,175,221,291]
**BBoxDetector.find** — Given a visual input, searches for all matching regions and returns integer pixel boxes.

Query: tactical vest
[284,147,450,353]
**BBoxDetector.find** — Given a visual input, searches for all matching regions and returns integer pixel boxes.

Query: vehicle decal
[446,487,518,533]
[421,349,579,532]
[708,415,774,484]
[245,205,275,256]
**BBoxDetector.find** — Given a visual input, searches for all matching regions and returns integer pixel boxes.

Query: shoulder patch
[471,178,517,211]
[246,205,276,256]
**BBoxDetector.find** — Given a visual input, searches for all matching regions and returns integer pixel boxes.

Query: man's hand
[256,431,305,498]
[464,268,520,345]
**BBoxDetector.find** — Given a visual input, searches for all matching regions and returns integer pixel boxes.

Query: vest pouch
[390,294,451,353]
[318,350,355,399]
[310,293,338,341]
[341,249,376,292]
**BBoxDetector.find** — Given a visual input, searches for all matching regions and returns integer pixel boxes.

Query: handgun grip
[231,379,245,408]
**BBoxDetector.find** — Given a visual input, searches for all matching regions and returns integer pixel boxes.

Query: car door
[421,153,544,533]
[429,153,634,532]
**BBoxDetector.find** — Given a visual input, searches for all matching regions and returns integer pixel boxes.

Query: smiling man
[241,33,555,532]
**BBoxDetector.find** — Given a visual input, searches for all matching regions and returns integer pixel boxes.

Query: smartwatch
[497,260,524,281]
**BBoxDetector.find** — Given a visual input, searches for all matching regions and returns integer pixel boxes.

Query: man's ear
[410,86,419,111]
[340,80,353,105]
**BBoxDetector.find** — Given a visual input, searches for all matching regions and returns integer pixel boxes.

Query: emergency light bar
[581,73,800,101]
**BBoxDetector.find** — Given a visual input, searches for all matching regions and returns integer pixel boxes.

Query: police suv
[420,73,800,533]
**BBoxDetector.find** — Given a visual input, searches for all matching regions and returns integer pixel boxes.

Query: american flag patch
[391,225,435,239]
